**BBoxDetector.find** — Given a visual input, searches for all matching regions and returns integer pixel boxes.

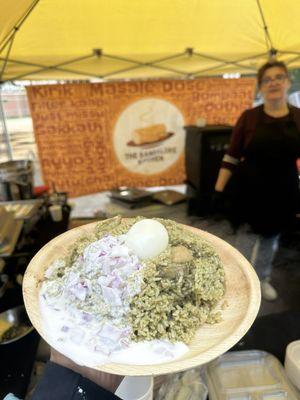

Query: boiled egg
[125,219,169,260]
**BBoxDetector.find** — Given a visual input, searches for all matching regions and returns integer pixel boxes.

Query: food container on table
[0,305,34,345]
[285,340,300,392]
[205,350,299,399]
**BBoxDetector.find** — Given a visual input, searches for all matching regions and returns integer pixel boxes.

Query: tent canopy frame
[0,0,295,83]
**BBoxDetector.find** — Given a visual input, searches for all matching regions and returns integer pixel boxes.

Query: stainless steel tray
[0,199,42,220]
[109,187,152,203]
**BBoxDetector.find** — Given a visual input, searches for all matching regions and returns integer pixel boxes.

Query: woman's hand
[50,348,124,393]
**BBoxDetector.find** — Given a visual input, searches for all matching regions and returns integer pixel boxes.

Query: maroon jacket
[221,104,300,171]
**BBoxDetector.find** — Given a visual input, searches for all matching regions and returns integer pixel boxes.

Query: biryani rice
[56,217,226,344]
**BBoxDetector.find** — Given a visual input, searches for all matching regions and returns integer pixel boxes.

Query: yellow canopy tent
[1,0,300,82]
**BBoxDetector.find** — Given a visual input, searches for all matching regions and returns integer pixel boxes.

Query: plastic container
[115,376,153,400]
[205,350,299,400]
[285,340,300,391]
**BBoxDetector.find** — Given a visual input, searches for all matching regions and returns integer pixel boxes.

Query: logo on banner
[113,98,185,175]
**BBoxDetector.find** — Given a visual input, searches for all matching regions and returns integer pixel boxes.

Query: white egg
[125,219,169,260]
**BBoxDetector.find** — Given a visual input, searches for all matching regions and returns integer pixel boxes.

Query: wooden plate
[23,219,261,376]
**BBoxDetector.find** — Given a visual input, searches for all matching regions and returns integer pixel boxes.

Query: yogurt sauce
[39,233,189,367]
[40,294,188,366]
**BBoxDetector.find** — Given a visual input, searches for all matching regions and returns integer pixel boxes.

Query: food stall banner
[26,78,255,196]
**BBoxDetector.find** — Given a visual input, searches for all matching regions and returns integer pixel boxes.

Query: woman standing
[215,60,300,301]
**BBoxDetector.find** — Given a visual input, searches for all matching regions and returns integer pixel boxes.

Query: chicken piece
[159,246,193,279]
[171,245,193,263]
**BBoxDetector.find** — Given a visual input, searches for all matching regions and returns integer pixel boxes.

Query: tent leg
[0,88,13,160]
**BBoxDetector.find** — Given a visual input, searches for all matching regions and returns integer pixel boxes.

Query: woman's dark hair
[257,60,289,87]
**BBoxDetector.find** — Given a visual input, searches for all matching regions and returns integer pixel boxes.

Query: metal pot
[0,160,34,201]
[0,305,34,345]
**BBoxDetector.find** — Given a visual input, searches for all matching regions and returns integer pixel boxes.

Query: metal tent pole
[0,0,40,55]
[0,87,13,160]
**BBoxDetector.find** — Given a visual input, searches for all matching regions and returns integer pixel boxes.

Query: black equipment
[184,125,232,215]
